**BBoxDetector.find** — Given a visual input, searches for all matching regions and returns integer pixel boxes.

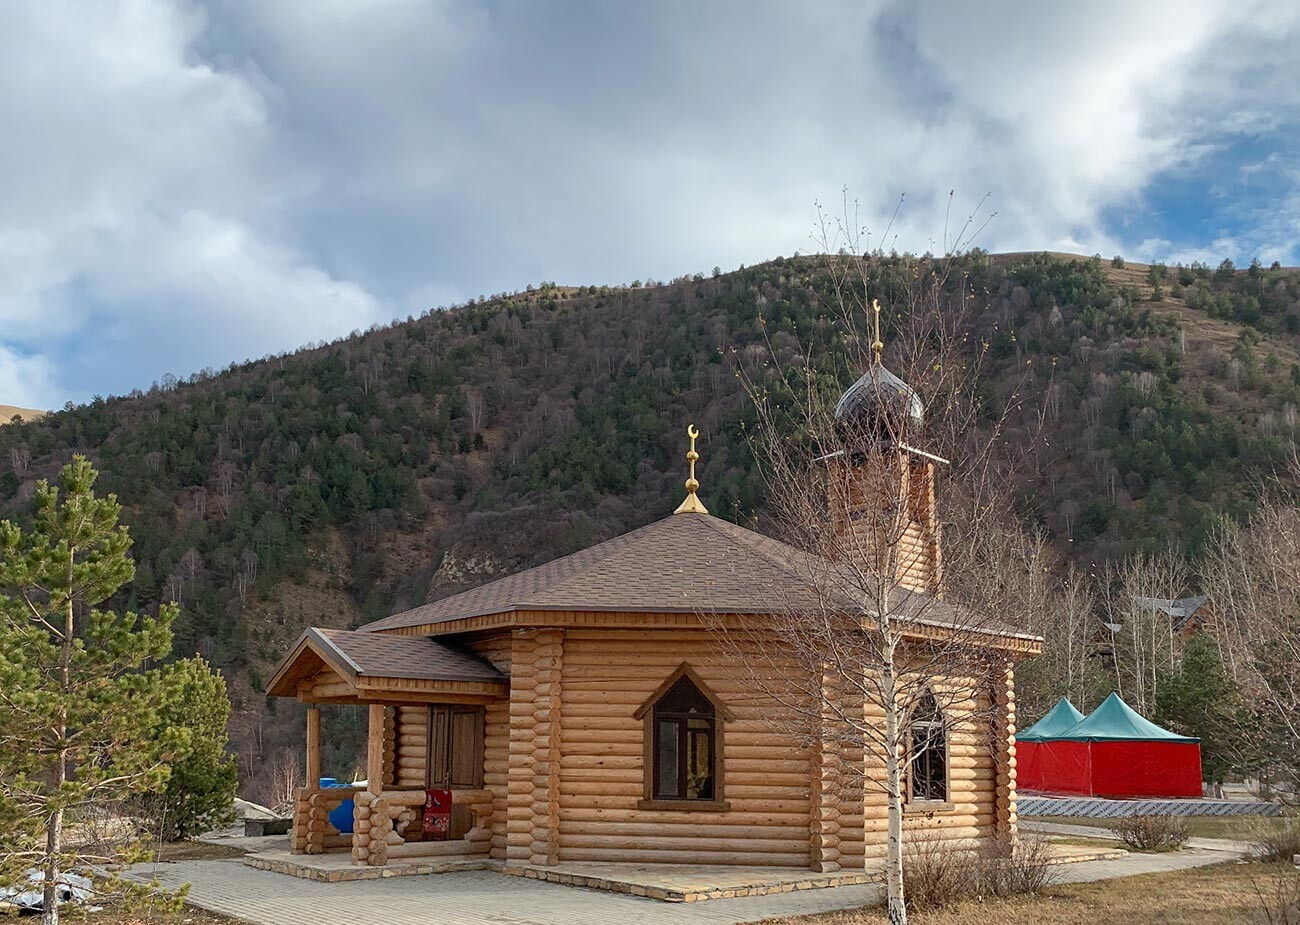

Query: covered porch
[266,627,507,869]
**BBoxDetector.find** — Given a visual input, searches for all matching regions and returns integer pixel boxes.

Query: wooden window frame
[633,663,732,812]
[904,692,953,813]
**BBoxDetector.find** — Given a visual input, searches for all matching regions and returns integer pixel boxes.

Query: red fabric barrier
[1016,741,1042,790]
[1088,741,1203,798]
[1017,740,1201,798]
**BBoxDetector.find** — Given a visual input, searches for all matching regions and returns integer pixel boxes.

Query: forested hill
[1,252,1298,792]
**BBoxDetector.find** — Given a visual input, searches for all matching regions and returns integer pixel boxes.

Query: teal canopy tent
[1053,693,1198,742]
[1017,692,1202,798]
[1017,697,1085,742]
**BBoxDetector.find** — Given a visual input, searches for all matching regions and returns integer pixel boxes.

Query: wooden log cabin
[266,359,1039,873]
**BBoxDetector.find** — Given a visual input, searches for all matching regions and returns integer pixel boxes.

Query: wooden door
[420,705,483,839]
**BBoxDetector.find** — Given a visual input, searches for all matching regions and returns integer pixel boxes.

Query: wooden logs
[506,629,564,866]
[367,704,387,796]
[382,706,397,788]
[994,658,1018,837]
[290,787,312,854]
[809,666,844,872]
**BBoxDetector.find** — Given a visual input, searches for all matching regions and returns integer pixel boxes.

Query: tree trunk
[44,557,74,925]
[882,651,907,925]
[42,806,61,925]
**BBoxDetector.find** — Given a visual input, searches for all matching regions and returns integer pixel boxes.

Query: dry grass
[0,403,44,424]
[753,860,1295,925]
[1110,815,1190,853]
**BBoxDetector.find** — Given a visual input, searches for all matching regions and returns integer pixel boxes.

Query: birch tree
[726,218,1040,924]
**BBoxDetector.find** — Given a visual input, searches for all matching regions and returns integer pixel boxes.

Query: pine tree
[1154,633,1246,792]
[0,457,178,924]
[137,657,238,841]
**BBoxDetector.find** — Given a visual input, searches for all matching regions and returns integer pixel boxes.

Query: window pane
[911,721,946,802]
[656,719,680,798]
[686,723,714,800]
[656,675,715,715]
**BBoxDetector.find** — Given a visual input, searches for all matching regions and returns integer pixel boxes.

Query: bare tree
[265,748,303,816]
[723,211,1040,924]
[1200,472,1300,800]
[1099,551,1188,713]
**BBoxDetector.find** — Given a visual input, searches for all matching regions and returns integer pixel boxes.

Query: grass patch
[1050,836,1126,850]
[1026,814,1292,841]
[150,841,248,863]
[63,905,236,924]
[753,860,1297,925]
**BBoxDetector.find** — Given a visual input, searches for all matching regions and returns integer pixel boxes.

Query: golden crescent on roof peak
[674,423,709,514]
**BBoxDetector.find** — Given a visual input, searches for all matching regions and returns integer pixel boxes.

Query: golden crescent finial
[674,423,709,514]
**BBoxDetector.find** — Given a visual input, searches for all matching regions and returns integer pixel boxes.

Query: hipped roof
[362,512,1031,642]
[1018,697,1086,742]
[1054,692,1199,743]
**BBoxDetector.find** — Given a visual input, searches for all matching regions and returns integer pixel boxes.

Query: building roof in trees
[362,511,1031,642]
[1132,595,1211,630]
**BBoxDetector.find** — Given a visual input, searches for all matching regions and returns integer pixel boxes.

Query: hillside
[0,405,45,424]
[1,252,1297,797]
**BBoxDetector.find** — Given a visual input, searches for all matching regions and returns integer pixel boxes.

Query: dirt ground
[756,860,1298,925]
[69,909,235,925]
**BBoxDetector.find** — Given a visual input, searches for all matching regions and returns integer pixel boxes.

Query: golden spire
[673,424,709,514]
[870,298,884,364]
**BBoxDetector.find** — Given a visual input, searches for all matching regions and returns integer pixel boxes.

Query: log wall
[469,633,513,860]
[552,628,813,867]
[835,678,1002,870]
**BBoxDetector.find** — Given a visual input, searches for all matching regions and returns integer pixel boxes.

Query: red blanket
[422,788,452,837]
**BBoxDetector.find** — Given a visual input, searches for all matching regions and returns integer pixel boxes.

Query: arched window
[634,664,732,810]
[908,691,948,804]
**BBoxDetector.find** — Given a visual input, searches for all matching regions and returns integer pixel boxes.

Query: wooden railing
[291,785,366,855]
[352,788,494,866]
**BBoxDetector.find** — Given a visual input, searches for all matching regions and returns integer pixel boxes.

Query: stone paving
[128,859,881,924]
[1052,847,1242,884]
[127,845,1246,925]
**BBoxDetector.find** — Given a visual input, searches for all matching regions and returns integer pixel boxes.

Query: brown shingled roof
[309,627,506,683]
[362,513,1020,638]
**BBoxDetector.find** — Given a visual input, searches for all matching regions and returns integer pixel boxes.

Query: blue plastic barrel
[320,778,355,834]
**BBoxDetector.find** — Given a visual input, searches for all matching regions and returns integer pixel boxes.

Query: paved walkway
[129,859,880,925]
[127,846,1245,925]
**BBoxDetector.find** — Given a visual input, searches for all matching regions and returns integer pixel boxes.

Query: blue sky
[2,0,1299,407]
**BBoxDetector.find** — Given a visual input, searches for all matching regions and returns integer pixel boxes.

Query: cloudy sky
[3,0,1299,408]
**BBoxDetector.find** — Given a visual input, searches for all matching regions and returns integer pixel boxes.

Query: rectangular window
[909,722,947,803]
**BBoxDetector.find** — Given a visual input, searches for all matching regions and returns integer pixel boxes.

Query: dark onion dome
[833,363,925,437]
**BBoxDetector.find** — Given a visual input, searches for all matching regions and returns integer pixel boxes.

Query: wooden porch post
[367,703,386,795]
[305,707,321,788]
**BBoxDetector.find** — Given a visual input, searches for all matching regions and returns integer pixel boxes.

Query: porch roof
[266,627,507,701]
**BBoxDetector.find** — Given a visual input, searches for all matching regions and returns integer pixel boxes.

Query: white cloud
[0,0,384,401]
[2,0,1299,404]
[0,347,56,410]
